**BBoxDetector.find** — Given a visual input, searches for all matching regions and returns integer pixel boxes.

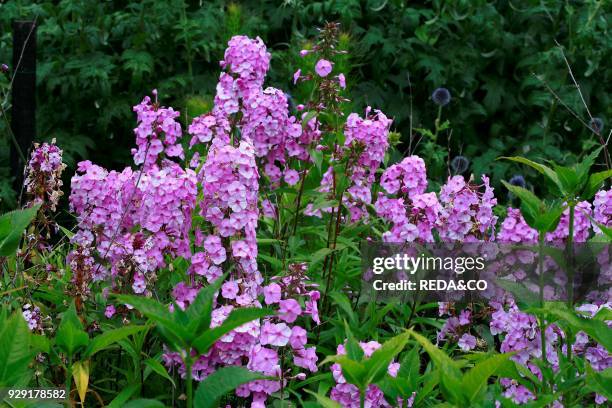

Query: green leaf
[55,303,89,357]
[106,383,141,408]
[0,205,40,257]
[144,358,176,388]
[461,353,513,402]
[552,164,579,196]
[304,389,342,408]
[344,321,364,361]
[501,181,564,232]
[122,399,165,408]
[194,366,267,408]
[329,292,356,325]
[186,273,227,337]
[582,169,612,200]
[144,358,175,388]
[398,346,421,390]
[58,225,75,240]
[83,325,148,358]
[585,366,612,400]
[331,356,368,389]
[501,181,542,227]
[193,308,272,354]
[407,330,461,378]
[575,146,604,185]
[541,303,612,351]
[0,311,35,386]
[408,329,463,403]
[114,294,190,347]
[363,331,410,385]
[500,157,562,193]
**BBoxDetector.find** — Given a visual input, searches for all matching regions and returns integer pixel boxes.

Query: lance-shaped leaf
[55,303,89,357]
[304,389,342,408]
[461,353,513,402]
[575,146,604,187]
[114,294,190,347]
[72,360,90,404]
[363,331,410,385]
[585,366,612,400]
[321,355,368,390]
[0,311,36,386]
[194,366,268,408]
[582,169,612,200]
[0,204,40,257]
[502,181,565,233]
[185,273,227,337]
[83,325,149,358]
[500,157,562,193]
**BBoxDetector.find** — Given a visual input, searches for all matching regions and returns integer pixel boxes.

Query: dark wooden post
[10,20,37,193]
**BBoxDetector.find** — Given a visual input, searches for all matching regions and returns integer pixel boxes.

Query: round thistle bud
[1,63,8,73]
[590,117,604,134]
[450,155,469,174]
[432,87,451,106]
[509,174,526,188]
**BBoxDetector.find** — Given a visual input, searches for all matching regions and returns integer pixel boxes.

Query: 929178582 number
[1,388,67,401]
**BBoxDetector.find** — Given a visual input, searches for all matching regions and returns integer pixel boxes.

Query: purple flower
[263,283,282,304]
[221,281,239,299]
[279,299,302,323]
[293,69,301,85]
[315,59,333,77]
[338,73,346,89]
[104,305,116,319]
[458,333,477,351]
[260,321,291,347]
[1,63,8,73]
[284,169,300,186]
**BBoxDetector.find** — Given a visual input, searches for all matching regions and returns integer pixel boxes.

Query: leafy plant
[115,275,272,408]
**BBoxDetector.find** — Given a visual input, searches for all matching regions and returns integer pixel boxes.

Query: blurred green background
[1,0,610,209]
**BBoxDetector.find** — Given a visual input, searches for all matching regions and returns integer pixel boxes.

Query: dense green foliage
[1,0,610,208]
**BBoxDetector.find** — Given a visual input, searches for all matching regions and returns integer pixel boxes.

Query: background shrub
[0,0,610,210]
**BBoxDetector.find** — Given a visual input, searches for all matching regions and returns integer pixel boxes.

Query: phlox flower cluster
[593,189,611,232]
[197,140,260,283]
[375,156,440,243]
[329,340,414,408]
[159,36,323,407]
[23,140,66,213]
[22,303,43,332]
[70,91,198,295]
[132,92,184,168]
[343,108,392,221]
[437,175,498,241]
[70,159,197,293]
[497,208,539,243]
[240,87,303,185]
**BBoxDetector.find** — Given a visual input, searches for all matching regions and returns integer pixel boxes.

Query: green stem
[359,389,365,408]
[566,203,575,363]
[537,231,548,391]
[185,353,193,408]
[433,105,442,142]
[65,355,73,400]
